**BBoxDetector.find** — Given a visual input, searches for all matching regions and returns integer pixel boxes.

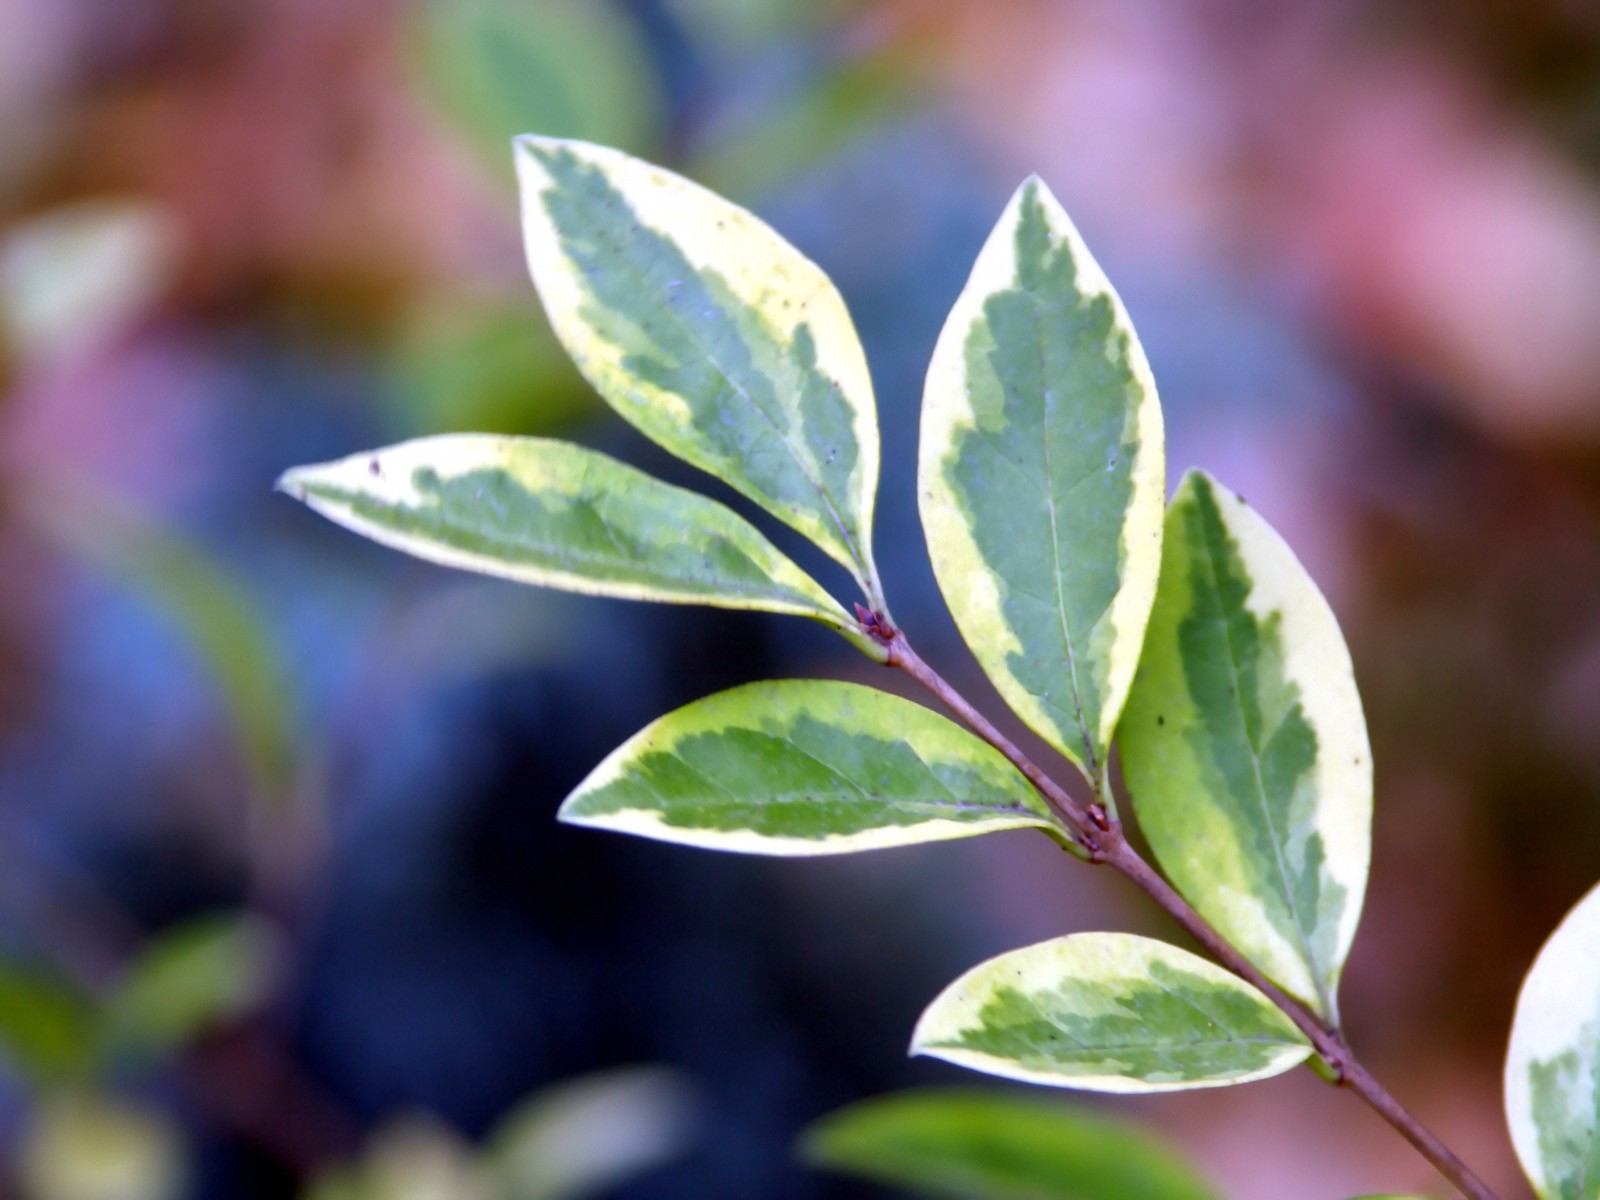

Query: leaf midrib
[312,486,827,610]
[1030,292,1098,774]
[1194,512,1331,1019]
[568,193,868,585]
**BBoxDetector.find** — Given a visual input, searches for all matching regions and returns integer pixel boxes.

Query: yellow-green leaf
[100,914,283,1061]
[514,136,884,603]
[1119,470,1371,1023]
[561,680,1061,855]
[911,933,1311,1093]
[278,435,854,633]
[1506,880,1600,1200]
[919,176,1164,777]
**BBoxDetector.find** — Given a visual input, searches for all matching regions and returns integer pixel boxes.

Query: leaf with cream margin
[919,176,1163,778]
[514,136,885,606]
[278,435,862,640]
[1506,880,1600,1200]
[560,680,1063,854]
[911,933,1311,1092]
[1119,470,1371,1024]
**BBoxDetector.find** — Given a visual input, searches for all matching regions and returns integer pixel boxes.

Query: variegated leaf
[278,435,852,631]
[1119,470,1371,1023]
[1506,880,1600,1200]
[911,933,1311,1093]
[560,680,1062,854]
[802,1089,1221,1200]
[515,136,884,603]
[919,176,1164,777]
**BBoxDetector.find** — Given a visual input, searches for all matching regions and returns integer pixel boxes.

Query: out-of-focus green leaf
[919,175,1164,779]
[21,1090,187,1200]
[515,137,886,607]
[17,477,296,801]
[0,963,95,1084]
[695,52,922,201]
[1120,470,1371,1024]
[801,1088,1221,1200]
[279,435,856,634]
[411,0,660,176]
[486,1066,697,1200]
[1506,880,1600,1200]
[911,933,1311,1092]
[387,305,593,437]
[99,914,282,1061]
[666,0,851,50]
[561,680,1062,855]
[0,201,176,366]
[302,1118,488,1200]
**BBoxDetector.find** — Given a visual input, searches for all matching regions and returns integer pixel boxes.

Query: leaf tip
[1172,466,1212,499]
[554,793,592,827]
[512,133,573,193]
[1008,172,1070,228]
[273,466,311,503]
[905,1002,956,1065]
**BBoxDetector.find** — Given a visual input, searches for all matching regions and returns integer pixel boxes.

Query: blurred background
[0,0,1598,1196]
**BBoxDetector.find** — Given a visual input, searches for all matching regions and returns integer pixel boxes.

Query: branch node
[854,603,896,649]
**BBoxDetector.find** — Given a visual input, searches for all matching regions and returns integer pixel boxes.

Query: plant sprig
[282,135,1593,1200]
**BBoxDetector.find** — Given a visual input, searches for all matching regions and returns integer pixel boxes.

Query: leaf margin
[278,433,868,641]
[1505,878,1600,1200]
[559,678,1065,855]
[917,173,1165,777]
[513,134,886,606]
[910,931,1313,1094]
[1118,467,1373,1023]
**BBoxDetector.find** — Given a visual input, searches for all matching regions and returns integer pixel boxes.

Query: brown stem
[875,622,1501,1200]
[880,625,1100,847]
[1110,844,1499,1200]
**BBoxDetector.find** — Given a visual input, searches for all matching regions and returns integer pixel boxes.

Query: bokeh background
[1,0,1598,1196]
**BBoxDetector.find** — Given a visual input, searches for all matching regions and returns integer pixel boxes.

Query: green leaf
[278,435,856,634]
[514,136,885,604]
[386,304,594,438]
[486,1067,696,1200]
[910,933,1312,1092]
[801,1088,1221,1200]
[1118,470,1371,1024]
[411,0,660,175]
[560,680,1061,855]
[0,963,95,1084]
[1506,880,1600,1200]
[100,914,283,1060]
[919,176,1164,777]
[693,53,919,202]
